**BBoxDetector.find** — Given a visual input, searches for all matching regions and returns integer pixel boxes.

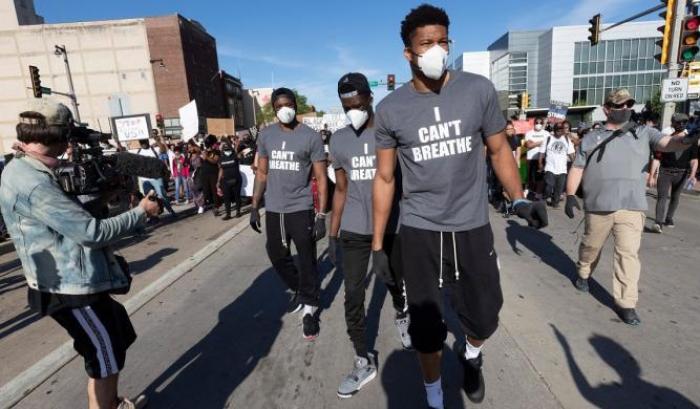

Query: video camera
[55,125,167,216]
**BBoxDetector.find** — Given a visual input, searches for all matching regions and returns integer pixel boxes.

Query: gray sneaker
[395,312,412,349]
[337,354,377,398]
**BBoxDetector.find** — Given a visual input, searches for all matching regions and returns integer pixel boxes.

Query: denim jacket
[0,155,146,295]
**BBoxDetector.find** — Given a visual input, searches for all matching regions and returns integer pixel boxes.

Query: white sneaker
[117,395,147,409]
[395,312,412,349]
[198,206,204,214]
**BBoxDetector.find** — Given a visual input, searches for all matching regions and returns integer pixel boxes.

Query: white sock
[302,304,316,316]
[464,339,483,360]
[424,378,443,409]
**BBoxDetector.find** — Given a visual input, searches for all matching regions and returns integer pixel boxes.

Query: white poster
[112,114,151,141]
[239,165,255,197]
[179,100,199,142]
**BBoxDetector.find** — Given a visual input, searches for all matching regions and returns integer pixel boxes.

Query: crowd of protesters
[489,111,700,219]
[131,130,256,221]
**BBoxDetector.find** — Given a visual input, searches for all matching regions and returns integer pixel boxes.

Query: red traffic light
[685,16,700,31]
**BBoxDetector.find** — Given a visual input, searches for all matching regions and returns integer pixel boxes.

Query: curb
[0,214,258,409]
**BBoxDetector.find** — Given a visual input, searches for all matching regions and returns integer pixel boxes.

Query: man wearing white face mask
[329,73,410,399]
[251,87,329,341]
[373,5,548,409]
[524,117,550,199]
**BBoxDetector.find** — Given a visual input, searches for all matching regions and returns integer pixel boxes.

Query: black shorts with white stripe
[51,296,136,379]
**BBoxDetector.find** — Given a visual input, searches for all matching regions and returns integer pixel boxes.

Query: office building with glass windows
[453,21,664,122]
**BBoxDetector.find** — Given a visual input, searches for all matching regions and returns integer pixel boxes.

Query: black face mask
[607,109,632,125]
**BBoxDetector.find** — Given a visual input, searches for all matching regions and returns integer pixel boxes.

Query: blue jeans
[174,175,191,202]
[142,179,175,215]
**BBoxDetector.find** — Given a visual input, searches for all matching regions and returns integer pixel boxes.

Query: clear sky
[35,0,656,112]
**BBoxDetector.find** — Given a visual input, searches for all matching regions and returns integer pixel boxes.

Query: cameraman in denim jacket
[0,101,160,409]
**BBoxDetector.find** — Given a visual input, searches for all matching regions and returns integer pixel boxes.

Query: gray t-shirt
[257,123,326,213]
[573,125,664,212]
[375,70,507,232]
[330,125,400,235]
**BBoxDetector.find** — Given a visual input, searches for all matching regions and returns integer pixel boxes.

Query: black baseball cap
[338,73,371,98]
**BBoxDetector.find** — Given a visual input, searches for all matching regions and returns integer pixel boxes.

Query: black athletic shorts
[51,296,136,379]
[400,223,503,353]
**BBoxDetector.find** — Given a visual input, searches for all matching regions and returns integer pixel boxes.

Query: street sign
[687,62,700,99]
[369,80,379,87]
[40,86,52,95]
[661,78,688,102]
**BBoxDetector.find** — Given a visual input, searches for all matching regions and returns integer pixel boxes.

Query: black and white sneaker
[395,311,412,349]
[287,292,302,314]
[665,219,675,228]
[459,346,485,403]
[302,313,320,340]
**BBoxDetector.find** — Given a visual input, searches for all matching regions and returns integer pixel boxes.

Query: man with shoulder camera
[0,100,160,409]
[565,89,700,326]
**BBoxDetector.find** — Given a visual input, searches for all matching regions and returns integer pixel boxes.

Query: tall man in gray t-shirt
[372,5,548,409]
[565,89,699,326]
[250,87,329,341]
[329,73,410,399]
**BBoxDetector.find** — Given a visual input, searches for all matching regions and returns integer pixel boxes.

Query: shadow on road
[0,308,39,340]
[505,220,616,311]
[143,267,288,408]
[551,324,698,409]
[127,247,178,274]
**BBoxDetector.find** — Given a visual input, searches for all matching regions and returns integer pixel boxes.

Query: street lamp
[54,45,81,123]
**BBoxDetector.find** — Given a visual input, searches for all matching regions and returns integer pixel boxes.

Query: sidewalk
[0,203,246,386]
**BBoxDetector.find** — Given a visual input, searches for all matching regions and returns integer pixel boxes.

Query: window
[572,38,665,106]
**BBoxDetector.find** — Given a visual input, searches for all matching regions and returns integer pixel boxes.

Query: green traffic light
[681,46,699,62]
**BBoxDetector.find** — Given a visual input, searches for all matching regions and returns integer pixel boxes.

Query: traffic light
[517,92,529,109]
[155,113,164,129]
[679,14,700,63]
[588,14,601,46]
[387,74,395,91]
[29,65,41,98]
[655,0,677,65]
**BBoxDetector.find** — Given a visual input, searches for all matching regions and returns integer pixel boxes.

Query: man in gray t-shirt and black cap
[372,5,548,409]
[329,72,410,399]
[250,87,329,341]
[565,88,699,326]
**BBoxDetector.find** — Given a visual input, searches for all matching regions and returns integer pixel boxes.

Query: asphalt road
[8,193,700,409]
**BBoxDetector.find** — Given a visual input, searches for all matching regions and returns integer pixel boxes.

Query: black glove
[312,214,326,241]
[328,236,338,266]
[371,249,395,287]
[249,208,261,233]
[564,195,581,219]
[513,199,548,229]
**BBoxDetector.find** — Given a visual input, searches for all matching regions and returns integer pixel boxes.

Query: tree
[293,89,314,115]
[648,89,662,117]
[255,103,275,127]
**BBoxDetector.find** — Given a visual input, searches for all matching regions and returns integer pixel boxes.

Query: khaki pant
[577,210,645,309]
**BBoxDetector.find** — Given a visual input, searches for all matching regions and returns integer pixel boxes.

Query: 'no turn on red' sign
[661,78,688,103]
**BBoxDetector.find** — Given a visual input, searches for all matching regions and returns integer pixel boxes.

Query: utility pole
[662,0,687,129]
[54,45,81,123]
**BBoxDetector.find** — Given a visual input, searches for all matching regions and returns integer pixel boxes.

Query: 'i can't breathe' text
[412,119,472,162]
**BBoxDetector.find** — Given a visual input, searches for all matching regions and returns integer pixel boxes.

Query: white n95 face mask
[417,44,448,80]
[276,106,296,124]
[346,109,369,130]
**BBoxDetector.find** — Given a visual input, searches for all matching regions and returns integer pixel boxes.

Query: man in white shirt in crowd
[538,122,575,208]
[524,117,550,198]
